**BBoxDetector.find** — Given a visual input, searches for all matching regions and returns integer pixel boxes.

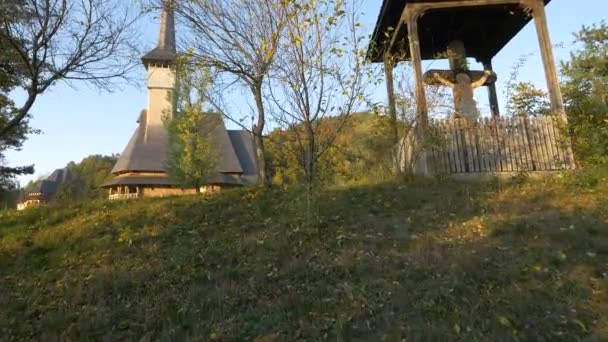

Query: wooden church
[17,167,72,210]
[102,0,258,199]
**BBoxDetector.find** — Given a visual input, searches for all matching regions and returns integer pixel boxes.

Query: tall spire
[142,0,176,66]
[157,0,175,51]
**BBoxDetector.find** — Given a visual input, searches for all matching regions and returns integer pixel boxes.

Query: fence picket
[516,116,530,170]
[538,117,551,170]
[539,116,553,170]
[464,120,475,172]
[487,118,497,172]
[549,116,566,169]
[513,116,525,170]
[494,119,505,171]
[449,119,459,173]
[538,116,551,170]
[456,119,466,172]
[473,120,481,172]
[505,117,514,171]
[532,118,547,170]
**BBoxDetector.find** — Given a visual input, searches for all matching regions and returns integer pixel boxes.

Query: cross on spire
[142,0,176,67]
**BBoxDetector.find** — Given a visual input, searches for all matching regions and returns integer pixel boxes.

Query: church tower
[142,0,176,132]
[101,0,182,199]
[102,0,259,199]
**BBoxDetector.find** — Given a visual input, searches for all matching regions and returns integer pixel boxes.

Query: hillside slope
[1,170,608,341]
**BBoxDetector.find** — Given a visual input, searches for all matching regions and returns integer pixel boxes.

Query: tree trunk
[252,82,271,187]
[304,122,316,231]
[304,124,315,187]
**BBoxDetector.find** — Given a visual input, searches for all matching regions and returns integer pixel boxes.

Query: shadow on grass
[0,174,607,341]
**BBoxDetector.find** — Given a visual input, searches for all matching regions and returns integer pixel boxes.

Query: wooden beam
[527,0,565,118]
[408,0,525,12]
[383,54,399,149]
[386,10,408,57]
[405,6,427,129]
[482,60,501,118]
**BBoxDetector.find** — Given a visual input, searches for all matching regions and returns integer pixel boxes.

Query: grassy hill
[1,169,608,341]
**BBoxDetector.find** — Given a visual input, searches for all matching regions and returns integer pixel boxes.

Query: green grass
[1,169,608,341]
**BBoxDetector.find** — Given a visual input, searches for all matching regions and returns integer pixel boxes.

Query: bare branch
[267,0,377,187]
[172,0,291,186]
[0,0,142,139]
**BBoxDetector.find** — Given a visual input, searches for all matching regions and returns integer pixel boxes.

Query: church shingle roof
[105,111,258,187]
[142,0,176,66]
[27,167,72,196]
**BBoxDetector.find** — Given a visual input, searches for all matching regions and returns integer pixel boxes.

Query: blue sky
[6,0,608,185]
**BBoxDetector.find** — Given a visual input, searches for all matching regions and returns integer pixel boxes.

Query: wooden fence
[419,116,575,174]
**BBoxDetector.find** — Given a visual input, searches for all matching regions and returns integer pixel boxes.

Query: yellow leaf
[497,316,511,327]
[572,319,587,332]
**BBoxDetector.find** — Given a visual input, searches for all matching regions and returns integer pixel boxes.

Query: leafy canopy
[165,62,219,192]
[561,21,608,164]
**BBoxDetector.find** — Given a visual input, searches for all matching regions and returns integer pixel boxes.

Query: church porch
[102,172,237,200]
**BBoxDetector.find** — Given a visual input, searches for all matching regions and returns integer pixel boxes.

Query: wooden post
[383,53,401,173]
[482,60,500,118]
[524,0,575,167]
[405,7,428,129]
[405,6,430,175]
[525,0,565,118]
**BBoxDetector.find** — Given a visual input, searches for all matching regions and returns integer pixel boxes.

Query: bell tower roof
[142,0,176,66]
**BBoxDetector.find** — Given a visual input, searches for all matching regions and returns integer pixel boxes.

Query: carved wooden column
[523,0,565,119]
[405,6,428,129]
[482,59,500,118]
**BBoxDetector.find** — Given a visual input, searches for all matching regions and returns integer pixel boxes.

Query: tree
[268,0,373,193]
[53,154,118,202]
[0,0,140,143]
[0,0,35,191]
[165,62,218,193]
[506,82,550,117]
[166,105,219,193]
[174,0,290,187]
[266,112,396,186]
[561,21,608,164]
